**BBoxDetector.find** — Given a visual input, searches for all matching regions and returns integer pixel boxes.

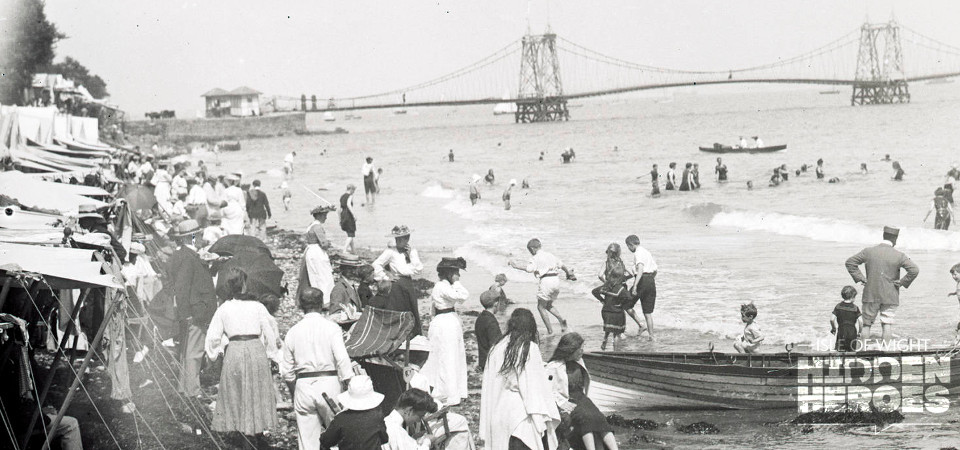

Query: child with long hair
[591,243,632,350]
[480,309,560,450]
[546,333,619,450]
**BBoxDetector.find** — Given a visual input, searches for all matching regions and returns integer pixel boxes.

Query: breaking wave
[709,210,960,251]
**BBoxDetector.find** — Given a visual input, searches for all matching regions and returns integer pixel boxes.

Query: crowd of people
[35,141,960,450]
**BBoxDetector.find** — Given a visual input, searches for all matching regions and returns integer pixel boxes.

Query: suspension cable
[557,29,859,75]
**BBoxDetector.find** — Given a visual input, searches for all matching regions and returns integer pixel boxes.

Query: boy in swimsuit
[469,176,481,206]
[948,264,960,336]
[734,303,763,353]
[502,179,516,210]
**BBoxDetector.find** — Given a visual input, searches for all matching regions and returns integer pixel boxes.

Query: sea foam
[709,209,960,251]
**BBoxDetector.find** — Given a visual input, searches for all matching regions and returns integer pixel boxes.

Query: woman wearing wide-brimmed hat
[328,253,364,323]
[296,205,337,306]
[372,225,424,335]
[420,257,470,406]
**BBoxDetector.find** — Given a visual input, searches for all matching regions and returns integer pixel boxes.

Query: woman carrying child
[591,243,632,350]
[831,285,862,352]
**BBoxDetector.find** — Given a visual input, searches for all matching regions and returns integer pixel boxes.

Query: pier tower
[852,21,910,105]
[515,33,569,123]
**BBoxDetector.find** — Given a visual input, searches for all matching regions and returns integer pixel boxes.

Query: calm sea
[211,84,960,448]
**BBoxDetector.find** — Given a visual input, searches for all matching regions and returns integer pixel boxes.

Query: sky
[29,0,960,117]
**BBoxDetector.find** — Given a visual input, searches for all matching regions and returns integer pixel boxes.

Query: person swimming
[860,163,868,174]
[538,151,545,161]
[484,169,495,184]
[816,159,825,180]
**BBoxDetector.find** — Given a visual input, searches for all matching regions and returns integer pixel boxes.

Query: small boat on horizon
[926,78,956,85]
[819,89,841,95]
[699,144,786,154]
[393,109,407,115]
[323,112,336,122]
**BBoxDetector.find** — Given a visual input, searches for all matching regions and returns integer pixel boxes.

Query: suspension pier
[516,33,569,123]
[851,21,910,105]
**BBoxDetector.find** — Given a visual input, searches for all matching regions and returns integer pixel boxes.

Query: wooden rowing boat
[699,144,787,154]
[582,349,960,411]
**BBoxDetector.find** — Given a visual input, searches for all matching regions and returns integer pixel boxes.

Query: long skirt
[303,244,334,302]
[420,312,468,405]
[601,306,626,334]
[212,339,277,434]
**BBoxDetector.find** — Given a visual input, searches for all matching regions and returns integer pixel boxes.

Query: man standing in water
[361,156,377,205]
[844,227,919,345]
[715,157,728,182]
[509,238,576,334]
[625,234,658,340]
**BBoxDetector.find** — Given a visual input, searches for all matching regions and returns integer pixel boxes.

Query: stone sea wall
[125,112,307,142]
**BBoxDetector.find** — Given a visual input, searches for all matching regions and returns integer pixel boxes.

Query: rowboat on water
[582,349,960,411]
[699,144,787,154]
[217,141,241,151]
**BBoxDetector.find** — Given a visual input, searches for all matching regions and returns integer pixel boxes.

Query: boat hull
[583,350,960,411]
[699,144,786,154]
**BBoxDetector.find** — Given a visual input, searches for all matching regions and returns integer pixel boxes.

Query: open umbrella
[119,183,156,213]
[208,234,272,258]
[216,249,284,300]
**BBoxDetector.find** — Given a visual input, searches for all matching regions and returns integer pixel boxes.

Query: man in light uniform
[280,287,354,450]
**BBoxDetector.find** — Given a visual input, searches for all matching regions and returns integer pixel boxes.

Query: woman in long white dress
[480,308,560,450]
[297,205,336,305]
[421,257,470,406]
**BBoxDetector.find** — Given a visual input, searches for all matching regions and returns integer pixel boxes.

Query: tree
[0,0,65,105]
[42,57,109,99]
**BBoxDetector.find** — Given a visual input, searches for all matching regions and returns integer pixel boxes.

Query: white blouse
[431,279,469,310]
[205,299,279,362]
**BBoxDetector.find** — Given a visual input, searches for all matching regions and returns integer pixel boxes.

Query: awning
[0,206,62,230]
[0,171,109,214]
[0,242,122,289]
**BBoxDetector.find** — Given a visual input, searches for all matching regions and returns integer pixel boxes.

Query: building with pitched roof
[201,86,262,117]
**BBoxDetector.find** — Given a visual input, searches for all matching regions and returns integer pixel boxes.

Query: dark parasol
[215,250,285,300]
[208,234,272,258]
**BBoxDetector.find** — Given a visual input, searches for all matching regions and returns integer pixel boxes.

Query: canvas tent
[0,242,121,289]
[0,170,109,214]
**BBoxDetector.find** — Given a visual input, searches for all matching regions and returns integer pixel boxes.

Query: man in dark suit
[845,226,920,343]
[165,219,217,397]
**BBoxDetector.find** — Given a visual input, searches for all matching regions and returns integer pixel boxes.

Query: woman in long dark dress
[591,244,632,350]
[204,267,278,445]
[546,333,619,450]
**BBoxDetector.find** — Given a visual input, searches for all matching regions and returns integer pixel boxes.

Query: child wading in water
[948,263,960,337]
[734,303,763,353]
[830,286,862,352]
[592,243,632,350]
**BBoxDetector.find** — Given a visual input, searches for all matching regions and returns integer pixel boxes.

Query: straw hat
[471,174,481,184]
[386,225,412,238]
[337,375,384,411]
[333,253,364,267]
[172,219,202,237]
[77,204,105,222]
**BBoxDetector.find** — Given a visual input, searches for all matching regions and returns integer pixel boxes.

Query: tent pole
[20,287,89,450]
[0,277,13,310]
[41,289,121,450]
